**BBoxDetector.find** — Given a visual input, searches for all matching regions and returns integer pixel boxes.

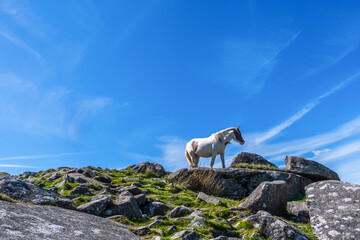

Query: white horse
[185,127,245,168]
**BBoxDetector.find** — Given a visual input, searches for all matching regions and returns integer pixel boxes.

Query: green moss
[0,193,28,204]
[89,183,104,191]
[236,221,254,230]
[230,163,280,171]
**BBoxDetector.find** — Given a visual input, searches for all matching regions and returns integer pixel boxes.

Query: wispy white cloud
[0,73,111,140]
[312,148,331,156]
[0,28,44,62]
[0,164,39,168]
[243,115,360,161]
[155,136,188,171]
[0,152,95,161]
[252,72,360,144]
[218,31,300,96]
[314,140,360,164]
[0,164,38,168]
[68,97,112,139]
[335,158,360,184]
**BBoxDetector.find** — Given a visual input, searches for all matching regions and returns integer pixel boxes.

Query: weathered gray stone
[48,172,61,181]
[91,192,114,202]
[168,225,177,232]
[134,193,147,206]
[137,226,151,235]
[167,167,311,201]
[244,211,310,240]
[108,191,141,218]
[152,237,163,240]
[238,212,250,218]
[68,185,91,198]
[171,230,189,239]
[188,216,206,227]
[74,176,87,183]
[93,175,111,183]
[197,192,221,204]
[144,202,171,217]
[131,161,166,177]
[239,181,288,216]
[0,199,140,240]
[21,171,38,178]
[63,174,74,183]
[167,205,193,218]
[287,201,309,218]
[77,195,112,215]
[0,177,74,209]
[189,209,204,218]
[209,236,229,240]
[149,220,165,228]
[183,231,201,240]
[306,180,360,240]
[231,152,278,168]
[125,184,144,195]
[285,156,340,181]
[83,169,98,178]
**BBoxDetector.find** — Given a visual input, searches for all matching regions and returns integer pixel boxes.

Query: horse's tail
[185,149,194,168]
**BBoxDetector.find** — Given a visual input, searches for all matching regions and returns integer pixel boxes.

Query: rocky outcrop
[306,180,360,239]
[0,199,140,240]
[0,177,75,209]
[285,156,340,181]
[131,161,166,177]
[244,211,311,240]
[231,152,278,168]
[168,167,311,200]
[239,181,288,216]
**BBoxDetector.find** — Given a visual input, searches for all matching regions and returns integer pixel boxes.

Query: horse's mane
[212,127,237,142]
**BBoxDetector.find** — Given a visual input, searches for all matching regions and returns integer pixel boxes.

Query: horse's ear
[237,126,240,130]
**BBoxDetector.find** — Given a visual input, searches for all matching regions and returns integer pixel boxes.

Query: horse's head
[233,126,245,145]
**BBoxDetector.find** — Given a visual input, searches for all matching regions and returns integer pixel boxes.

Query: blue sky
[1,0,360,184]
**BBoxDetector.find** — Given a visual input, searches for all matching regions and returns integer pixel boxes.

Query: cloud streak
[0,29,44,62]
[253,72,360,144]
[0,164,38,168]
[218,31,300,96]
[0,152,95,161]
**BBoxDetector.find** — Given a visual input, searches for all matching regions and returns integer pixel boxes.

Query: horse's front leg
[210,154,216,168]
[220,152,225,168]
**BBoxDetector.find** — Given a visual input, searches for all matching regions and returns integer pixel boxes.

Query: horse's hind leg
[185,150,194,168]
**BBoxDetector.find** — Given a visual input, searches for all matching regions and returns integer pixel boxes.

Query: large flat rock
[167,167,312,200]
[0,200,140,240]
[285,156,340,181]
[306,180,360,240]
